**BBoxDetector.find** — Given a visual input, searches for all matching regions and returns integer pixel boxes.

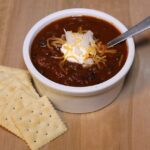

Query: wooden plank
[130,0,150,150]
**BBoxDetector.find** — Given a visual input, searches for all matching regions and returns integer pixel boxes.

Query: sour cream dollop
[61,30,96,67]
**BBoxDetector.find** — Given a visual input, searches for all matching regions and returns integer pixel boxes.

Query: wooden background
[0,0,150,150]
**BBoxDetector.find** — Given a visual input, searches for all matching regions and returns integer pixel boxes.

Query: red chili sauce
[31,16,127,87]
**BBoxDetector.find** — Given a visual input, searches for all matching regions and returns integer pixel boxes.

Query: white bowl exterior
[23,8,135,113]
[33,77,125,113]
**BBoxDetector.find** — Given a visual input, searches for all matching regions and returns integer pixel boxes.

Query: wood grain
[0,0,150,150]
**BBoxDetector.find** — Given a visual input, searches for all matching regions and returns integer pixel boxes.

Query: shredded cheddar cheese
[46,27,117,68]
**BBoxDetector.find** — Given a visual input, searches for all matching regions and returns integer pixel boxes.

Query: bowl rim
[23,8,135,95]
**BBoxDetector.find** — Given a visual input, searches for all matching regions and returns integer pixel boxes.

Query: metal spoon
[107,16,150,47]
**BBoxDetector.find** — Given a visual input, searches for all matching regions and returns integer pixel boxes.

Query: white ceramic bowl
[23,8,135,113]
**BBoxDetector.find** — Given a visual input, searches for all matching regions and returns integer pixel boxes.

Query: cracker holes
[28,119,31,123]
[12,107,15,110]
[45,133,48,136]
[36,131,38,134]
[26,128,29,132]
[20,96,23,100]
[31,110,34,113]
[49,115,51,118]
[47,123,50,127]
[40,112,43,115]
[5,117,8,120]
[34,140,37,143]
[19,117,22,120]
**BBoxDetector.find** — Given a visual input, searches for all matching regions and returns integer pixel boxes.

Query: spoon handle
[107,16,150,47]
